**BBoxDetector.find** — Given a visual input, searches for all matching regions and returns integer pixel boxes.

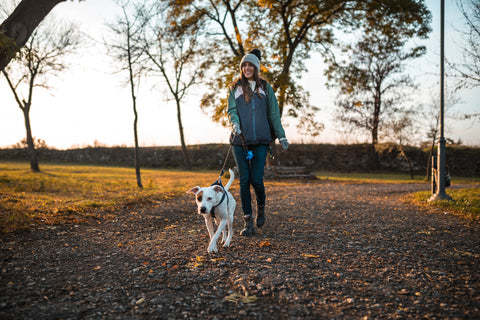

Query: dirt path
[1,182,479,319]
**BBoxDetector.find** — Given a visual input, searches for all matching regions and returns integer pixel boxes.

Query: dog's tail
[224,168,235,191]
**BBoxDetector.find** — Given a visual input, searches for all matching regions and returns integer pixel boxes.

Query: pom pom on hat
[249,48,261,60]
[240,48,261,72]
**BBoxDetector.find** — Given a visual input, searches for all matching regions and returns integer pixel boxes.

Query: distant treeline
[0,143,479,177]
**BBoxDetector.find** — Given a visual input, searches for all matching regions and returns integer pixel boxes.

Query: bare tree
[448,0,480,89]
[106,0,149,188]
[140,5,213,169]
[2,17,80,172]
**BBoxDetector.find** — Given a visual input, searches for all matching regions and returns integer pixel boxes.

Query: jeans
[232,144,268,216]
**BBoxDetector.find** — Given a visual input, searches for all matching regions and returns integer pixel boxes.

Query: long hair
[231,67,265,103]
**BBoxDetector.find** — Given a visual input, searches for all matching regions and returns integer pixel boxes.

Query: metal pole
[430,0,451,202]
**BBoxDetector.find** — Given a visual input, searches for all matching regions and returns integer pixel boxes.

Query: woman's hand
[232,123,242,135]
[279,138,289,150]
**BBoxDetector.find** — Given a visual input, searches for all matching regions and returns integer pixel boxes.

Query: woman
[227,48,289,236]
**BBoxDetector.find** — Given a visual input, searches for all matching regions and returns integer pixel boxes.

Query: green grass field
[1,162,478,233]
[406,188,480,220]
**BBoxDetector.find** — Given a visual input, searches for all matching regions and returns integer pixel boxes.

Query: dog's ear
[212,185,225,193]
[187,186,200,194]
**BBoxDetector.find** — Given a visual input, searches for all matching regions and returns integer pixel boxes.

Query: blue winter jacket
[227,81,285,146]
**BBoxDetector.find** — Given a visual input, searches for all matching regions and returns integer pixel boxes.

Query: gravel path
[1,182,479,319]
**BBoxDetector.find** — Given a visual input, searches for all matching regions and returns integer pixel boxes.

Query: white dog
[187,169,236,253]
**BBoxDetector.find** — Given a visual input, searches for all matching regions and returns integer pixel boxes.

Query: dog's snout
[200,207,207,214]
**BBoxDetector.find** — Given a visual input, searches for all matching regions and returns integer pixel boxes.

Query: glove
[232,123,242,135]
[279,138,289,150]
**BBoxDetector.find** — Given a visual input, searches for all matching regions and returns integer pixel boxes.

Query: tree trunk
[425,141,435,181]
[133,102,143,188]
[370,89,382,170]
[271,71,290,166]
[128,48,142,188]
[399,146,414,180]
[276,82,287,117]
[176,99,191,169]
[0,0,65,71]
[368,142,378,172]
[370,129,379,170]
[22,103,40,172]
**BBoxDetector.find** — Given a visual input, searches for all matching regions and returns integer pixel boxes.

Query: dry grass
[1,162,478,233]
[0,162,221,233]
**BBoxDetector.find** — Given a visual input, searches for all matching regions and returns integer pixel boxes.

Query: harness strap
[210,180,229,218]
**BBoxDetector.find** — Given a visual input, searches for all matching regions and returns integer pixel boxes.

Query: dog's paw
[223,240,230,248]
[207,245,218,253]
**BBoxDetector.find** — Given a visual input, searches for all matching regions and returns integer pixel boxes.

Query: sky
[0,0,479,149]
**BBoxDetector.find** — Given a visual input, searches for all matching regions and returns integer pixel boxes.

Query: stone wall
[1,143,478,176]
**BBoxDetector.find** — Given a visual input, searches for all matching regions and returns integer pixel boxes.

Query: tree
[421,87,459,180]
[0,0,68,71]
[167,1,430,137]
[106,0,148,188]
[249,0,354,118]
[141,4,212,169]
[2,17,80,172]
[326,5,430,169]
[448,0,480,89]
[167,0,353,135]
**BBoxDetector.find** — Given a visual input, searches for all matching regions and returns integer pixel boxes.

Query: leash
[213,131,258,183]
[239,133,254,160]
[209,129,274,217]
[210,149,230,218]
[215,144,232,183]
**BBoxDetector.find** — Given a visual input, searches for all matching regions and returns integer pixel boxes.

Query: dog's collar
[210,180,228,218]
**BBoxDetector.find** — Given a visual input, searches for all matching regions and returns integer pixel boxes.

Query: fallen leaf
[259,240,271,247]
[211,257,225,262]
[224,293,258,304]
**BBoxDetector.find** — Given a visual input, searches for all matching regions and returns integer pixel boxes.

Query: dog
[187,169,236,253]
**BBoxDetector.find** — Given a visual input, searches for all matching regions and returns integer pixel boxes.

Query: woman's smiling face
[242,62,255,80]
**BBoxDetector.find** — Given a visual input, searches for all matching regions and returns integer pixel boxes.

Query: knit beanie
[239,49,261,72]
